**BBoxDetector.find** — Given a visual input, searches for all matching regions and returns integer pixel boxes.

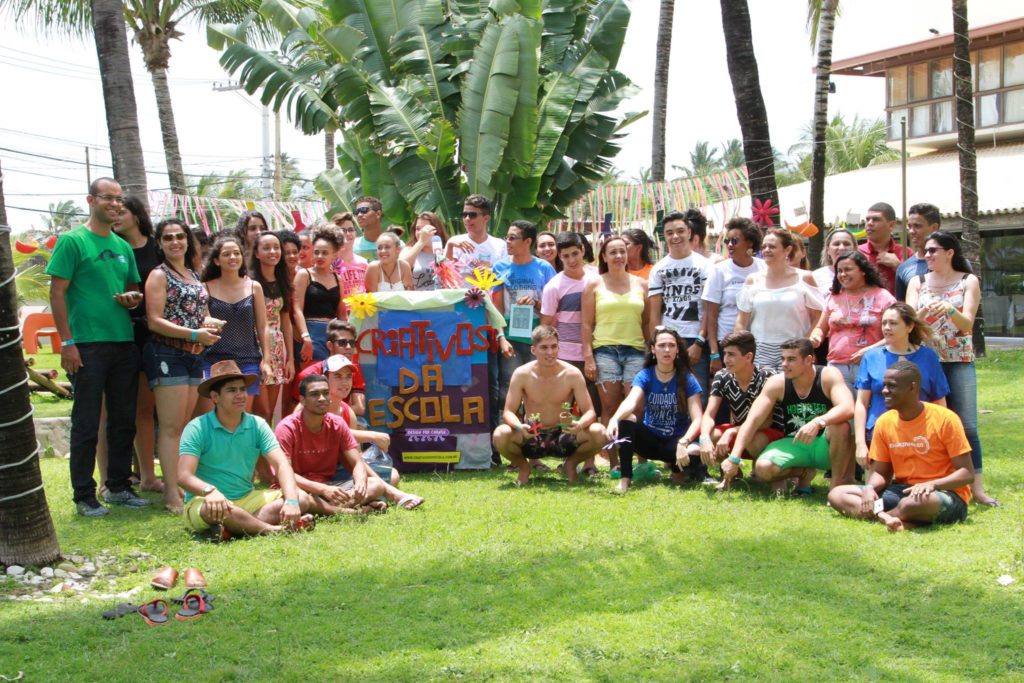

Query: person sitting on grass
[828,361,973,532]
[697,331,784,478]
[720,338,854,494]
[324,356,424,509]
[275,374,388,515]
[492,325,606,485]
[178,360,324,539]
[604,327,704,493]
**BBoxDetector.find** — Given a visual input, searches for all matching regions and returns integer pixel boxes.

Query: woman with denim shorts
[144,219,220,513]
[907,231,998,506]
[582,235,649,472]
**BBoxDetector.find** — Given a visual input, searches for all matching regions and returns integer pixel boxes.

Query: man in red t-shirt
[828,361,973,532]
[276,374,385,514]
[293,319,366,415]
[858,202,908,294]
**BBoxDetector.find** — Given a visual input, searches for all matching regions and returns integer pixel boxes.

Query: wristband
[699,435,711,444]
[190,329,198,342]
[63,339,75,346]
[301,332,311,340]
[709,353,720,360]
[728,456,742,464]
[284,498,300,507]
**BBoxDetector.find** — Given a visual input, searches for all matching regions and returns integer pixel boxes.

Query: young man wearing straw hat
[178,360,325,538]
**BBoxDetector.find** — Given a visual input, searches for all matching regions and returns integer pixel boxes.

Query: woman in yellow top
[582,236,649,470]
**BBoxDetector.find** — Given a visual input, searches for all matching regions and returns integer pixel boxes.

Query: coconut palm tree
[651,0,675,182]
[807,0,840,266]
[790,114,898,175]
[5,0,268,196]
[719,0,779,216]
[720,138,745,169]
[0,160,62,566]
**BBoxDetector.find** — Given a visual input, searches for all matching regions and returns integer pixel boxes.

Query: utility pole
[85,147,91,186]
[274,111,282,201]
[212,81,273,199]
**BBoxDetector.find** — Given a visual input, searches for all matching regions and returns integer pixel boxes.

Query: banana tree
[209,0,642,232]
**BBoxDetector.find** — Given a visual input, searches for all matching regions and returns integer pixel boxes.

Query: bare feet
[140,479,165,493]
[878,511,905,533]
[515,463,531,486]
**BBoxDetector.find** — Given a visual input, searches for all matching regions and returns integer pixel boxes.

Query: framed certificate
[508,303,535,340]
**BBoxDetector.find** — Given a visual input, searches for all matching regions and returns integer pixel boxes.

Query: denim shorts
[879,483,968,524]
[593,345,645,385]
[203,360,262,396]
[143,341,205,389]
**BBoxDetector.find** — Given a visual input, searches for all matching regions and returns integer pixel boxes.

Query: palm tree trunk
[325,130,336,170]
[90,0,148,203]
[0,160,62,567]
[952,0,983,354]
[651,0,675,182]
[808,0,838,268]
[150,66,188,196]
[719,0,779,214]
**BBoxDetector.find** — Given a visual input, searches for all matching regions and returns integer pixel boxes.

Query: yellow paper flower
[344,292,379,320]
[465,267,504,292]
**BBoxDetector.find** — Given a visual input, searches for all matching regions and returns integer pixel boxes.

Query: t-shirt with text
[648,252,710,339]
[701,257,765,340]
[632,367,702,438]
[493,257,556,343]
[448,234,508,283]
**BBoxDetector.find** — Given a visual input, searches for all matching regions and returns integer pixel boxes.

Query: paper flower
[465,266,504,292]
[463,287,486,309]
[751,198,779,227]
[343,292,379,320]
[524,413,543,437]
[433,258,463,289]
[602,437,631,451]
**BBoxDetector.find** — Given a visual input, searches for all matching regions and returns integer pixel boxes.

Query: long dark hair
[927,230,973,274]
[122,195,153,238]
[154,218,197,274]
[236,210,268,234]
[642,327,694,408]
[830,251,885,294]
[201,233,247,281]
[249,231,292,313]
[623,228,655,266]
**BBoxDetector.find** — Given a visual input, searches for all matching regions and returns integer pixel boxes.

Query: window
[977,93,1000,127]
[909,63,929,101]
[1006,89,1024,123]
[1005,43,1024,87]
[911,105,931,137]
[933,101,953,133]
[931,58,953,98]
[888,108,908,139]
[888,67,907,106]
[978,47,1001,91]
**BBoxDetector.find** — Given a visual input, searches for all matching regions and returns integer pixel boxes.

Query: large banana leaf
[581,0,628,69]
[314,168,360,216]
[459,18,523,196]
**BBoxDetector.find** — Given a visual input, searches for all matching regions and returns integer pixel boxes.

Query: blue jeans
[68,342,141,502]
[683,337,710,405]
[942,361,982,471]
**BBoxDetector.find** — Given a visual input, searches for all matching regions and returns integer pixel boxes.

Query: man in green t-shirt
[45,177,150,517]
[178,361,321,538]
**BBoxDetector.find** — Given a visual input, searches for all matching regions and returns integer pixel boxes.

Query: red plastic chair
[22,312,61,354]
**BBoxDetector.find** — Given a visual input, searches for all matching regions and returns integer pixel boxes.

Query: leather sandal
[183,567,207,590]
[150,565,179,590]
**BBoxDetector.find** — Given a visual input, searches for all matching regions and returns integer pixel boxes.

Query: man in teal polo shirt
[46,177,150,516]
[178,361,326,538]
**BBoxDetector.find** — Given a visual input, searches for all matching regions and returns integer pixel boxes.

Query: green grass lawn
[3,353,1024,681]
[26,349,73,418]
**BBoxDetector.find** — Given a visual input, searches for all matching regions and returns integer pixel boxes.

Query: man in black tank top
[721,338,854,493]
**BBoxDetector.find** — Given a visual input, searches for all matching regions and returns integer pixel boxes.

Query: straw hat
[197,360,258,398]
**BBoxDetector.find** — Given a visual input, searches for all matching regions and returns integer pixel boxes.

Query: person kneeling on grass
[178,360,326,539]
[720,338,854,494]
[605,327,704,492]
[492,325,606,485]
[697,331,784,482]
[275,373,389,515]
[828,361,973,532]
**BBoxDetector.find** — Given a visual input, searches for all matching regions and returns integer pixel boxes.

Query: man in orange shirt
[828,361,974,532]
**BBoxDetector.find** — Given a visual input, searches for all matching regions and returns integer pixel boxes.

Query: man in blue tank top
[721,338,854,494]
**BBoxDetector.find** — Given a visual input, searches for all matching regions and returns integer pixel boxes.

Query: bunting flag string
[147,191,329,234]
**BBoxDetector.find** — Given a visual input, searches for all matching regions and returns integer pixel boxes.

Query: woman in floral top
[907,231,997,506]
[250,231,294,424]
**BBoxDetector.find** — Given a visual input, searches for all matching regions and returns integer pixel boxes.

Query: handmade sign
[351,290,505,472]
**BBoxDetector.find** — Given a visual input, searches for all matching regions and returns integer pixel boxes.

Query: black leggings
[618,420,683,480]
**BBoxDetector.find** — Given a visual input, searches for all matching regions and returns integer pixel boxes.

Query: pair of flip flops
[103,589,215,625]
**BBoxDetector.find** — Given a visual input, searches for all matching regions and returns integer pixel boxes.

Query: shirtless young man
[492,325,606,485]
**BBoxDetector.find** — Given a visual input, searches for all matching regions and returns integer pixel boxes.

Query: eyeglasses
[339,226,357,233]
[462,211,480,220]
[354,206,374,215]
[93,194,124,203]
[923,247,946,255]
[724,238,741,246]
[333,338,356,347]
[161,233,189,242]
[505,234,522,241]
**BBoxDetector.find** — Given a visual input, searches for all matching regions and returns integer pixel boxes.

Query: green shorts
[759,435,831,471]
[184,489,282,531]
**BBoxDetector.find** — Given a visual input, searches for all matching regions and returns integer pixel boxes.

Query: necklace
[655,366,675,382]
[381,262,399,283]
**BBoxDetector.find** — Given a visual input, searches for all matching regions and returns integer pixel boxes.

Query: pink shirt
[335,256,368,299]
[275,411,359,485]
[541,271,594,361]
[824,287,895,364]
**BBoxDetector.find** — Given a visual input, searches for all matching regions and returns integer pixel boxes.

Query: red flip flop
[175,593,209,621]
[138,599,170,627]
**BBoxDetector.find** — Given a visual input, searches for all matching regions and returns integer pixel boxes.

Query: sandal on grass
[396,495,424,510]
[171,588,216,608]
[138,599,170,627]
[102,603,139,620]
[175,593,210,621]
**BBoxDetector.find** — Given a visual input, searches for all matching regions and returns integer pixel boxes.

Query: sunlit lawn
[2,352,1023,681]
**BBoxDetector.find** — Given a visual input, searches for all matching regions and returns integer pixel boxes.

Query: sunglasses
[924,247,947,255]
[724,238,741,246]
[462,211,480,220]
[161,232,189,242]
[354,206,374,215]
[332,338,356,347]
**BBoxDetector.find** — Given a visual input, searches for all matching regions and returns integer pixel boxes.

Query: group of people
[45,177,992,537]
